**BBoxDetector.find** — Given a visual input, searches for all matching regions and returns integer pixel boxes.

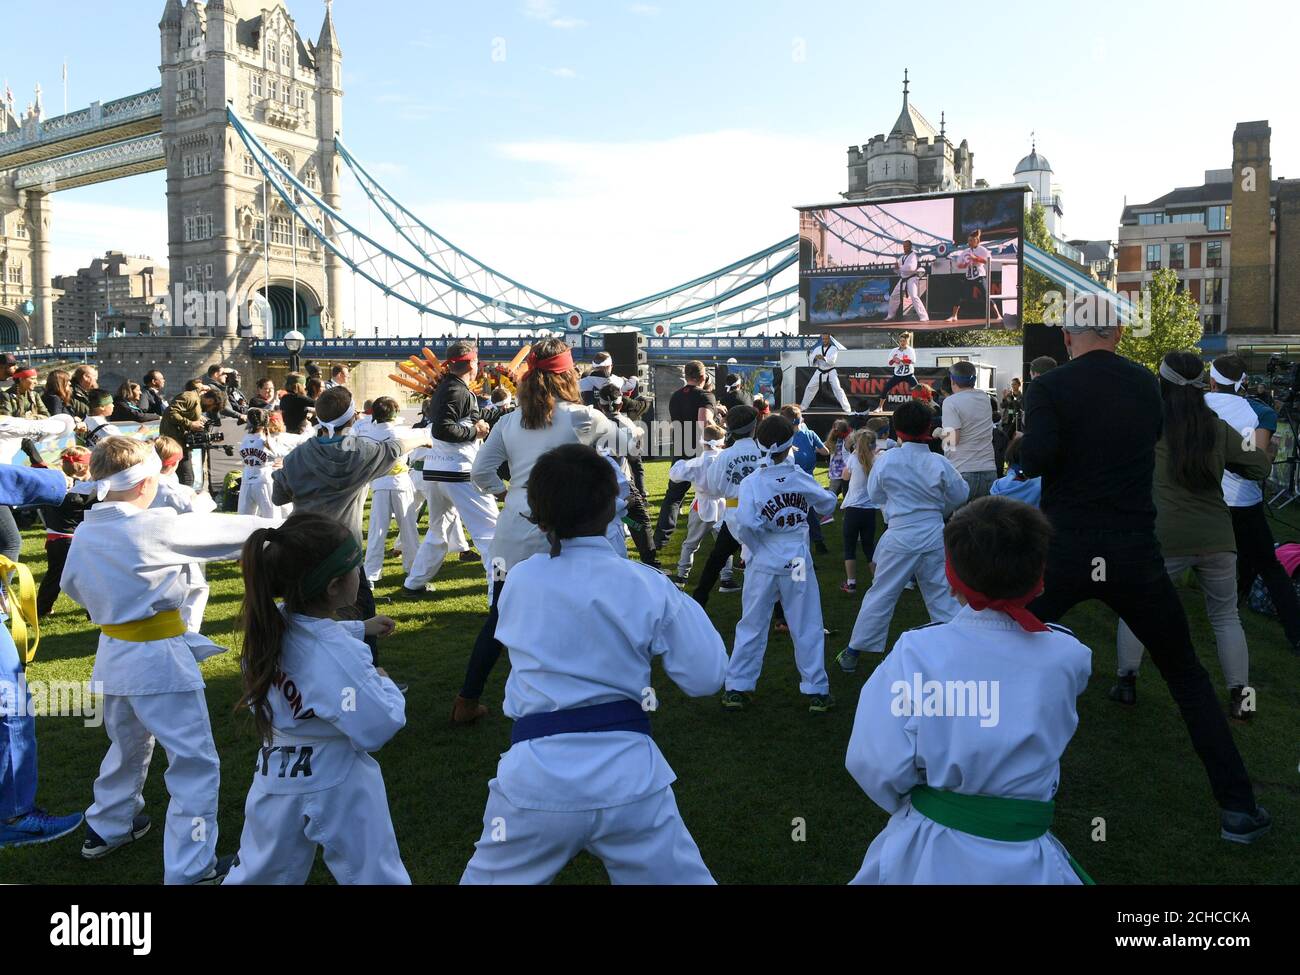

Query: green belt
[909,785,1094,884]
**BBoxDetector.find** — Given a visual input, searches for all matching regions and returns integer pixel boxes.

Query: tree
[1116,267,1202,372]
[1020,201,1055,326]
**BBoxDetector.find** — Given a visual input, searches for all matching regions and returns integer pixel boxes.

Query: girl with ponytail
[225,513,410,885]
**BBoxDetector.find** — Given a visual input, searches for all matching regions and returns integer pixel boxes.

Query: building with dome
[1012,143,1062,238]
[844,71,975,201]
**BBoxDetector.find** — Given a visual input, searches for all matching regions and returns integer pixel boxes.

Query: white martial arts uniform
[602,451,633,558]
[728,459,837,695]
[669,444,728,579]
[237,433,286,519]
[61,504,278,884]
[224,613,409,885]
[460,537,727,885]
[357,421,421,582]
[888,252,929,321]
[470,403,615,578]
[846,606,1091,884]
[799,338,852,412]
[405,418,499,590]
[151,473,218,633]
[579,370,623,401]
[0,414,74,465]
[83,415,124,449]
[847,442,969,653]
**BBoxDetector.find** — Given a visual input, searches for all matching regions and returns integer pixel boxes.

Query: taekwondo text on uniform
[49,906,151,955]
[890,675,1000,727]
[0,678,103,727]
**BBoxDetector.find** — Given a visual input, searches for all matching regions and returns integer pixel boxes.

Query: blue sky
[4,0,1297,314]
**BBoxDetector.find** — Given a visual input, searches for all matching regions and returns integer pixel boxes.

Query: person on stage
[947,229,1001,324]
[887,241,929,322]
[799,333,851,412]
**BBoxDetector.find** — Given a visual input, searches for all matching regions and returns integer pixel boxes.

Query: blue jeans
[0,625,37,821]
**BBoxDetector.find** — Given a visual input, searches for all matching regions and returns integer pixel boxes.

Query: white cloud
[47,198,168,279]
[369,129,844,326]
[629,3,661,14]
[523,0,587,29]
[548,67,578,79]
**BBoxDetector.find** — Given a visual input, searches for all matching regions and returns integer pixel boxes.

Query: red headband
[13,368,37,380]
[444,350,478,365]
[944,554,1047,632]
[526,348,575,374]
[895,430,932,443]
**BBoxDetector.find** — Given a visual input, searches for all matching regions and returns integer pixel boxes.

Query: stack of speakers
[603,332,652,398]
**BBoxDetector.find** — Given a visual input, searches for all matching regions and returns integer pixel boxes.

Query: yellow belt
[0,556,40,664]
[101,609,187,642]
[388,462,410,477]
[726,498,739,508]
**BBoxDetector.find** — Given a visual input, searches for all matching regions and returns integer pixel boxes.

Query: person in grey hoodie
[272,387,429,665]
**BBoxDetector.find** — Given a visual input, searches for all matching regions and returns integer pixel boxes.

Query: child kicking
[61,436,279,884]
[839,400,968,672]
[845,496,1092,884]
[150,437,218,633]
[224,513,408,885]
[723,414,838,713]
[356,397,421,584]
[461,444,726,885]
[667,422,727,586]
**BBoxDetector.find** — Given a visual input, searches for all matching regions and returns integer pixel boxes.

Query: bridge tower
[159,0,343,338]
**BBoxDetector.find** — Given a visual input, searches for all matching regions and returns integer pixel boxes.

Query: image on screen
[797,187,1025,333]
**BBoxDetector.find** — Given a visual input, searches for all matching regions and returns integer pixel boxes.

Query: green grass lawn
[3,458,1299,884]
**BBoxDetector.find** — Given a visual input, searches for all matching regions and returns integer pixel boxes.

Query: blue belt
[511,699,651,746]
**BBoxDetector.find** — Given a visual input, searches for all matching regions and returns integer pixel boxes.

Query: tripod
[1267,399,1300,510]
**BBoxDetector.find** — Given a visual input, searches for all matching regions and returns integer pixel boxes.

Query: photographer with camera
[161,384,227,488]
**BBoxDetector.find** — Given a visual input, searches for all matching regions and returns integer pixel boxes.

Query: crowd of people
[0,326,1288,885]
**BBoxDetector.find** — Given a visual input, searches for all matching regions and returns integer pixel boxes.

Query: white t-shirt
[941,388,996,474]
[841,452,875,510]
[957,244,991,280]
[1206,391,1263,507]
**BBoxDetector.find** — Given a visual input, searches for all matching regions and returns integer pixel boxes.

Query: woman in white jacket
[451,338,613,724]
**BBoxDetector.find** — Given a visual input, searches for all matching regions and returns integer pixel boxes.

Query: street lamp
[283,328,305,375]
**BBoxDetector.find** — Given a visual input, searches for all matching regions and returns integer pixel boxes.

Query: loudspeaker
[1022,324,1068,382]
[603,332,646,378]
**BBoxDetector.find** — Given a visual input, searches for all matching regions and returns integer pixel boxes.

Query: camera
[183,429,225,449]
[1265,354,1300,407]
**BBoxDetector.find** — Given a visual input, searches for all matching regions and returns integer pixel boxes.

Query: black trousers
[627,454,647,501]
[1230,502,1300,645]
[37,537,72,618]
[177,451,197,489]
[842,507,878,563]
[462,579,506,700]
[1028,529,1256,813]
[691,522,742,608]
[654,477,692,550]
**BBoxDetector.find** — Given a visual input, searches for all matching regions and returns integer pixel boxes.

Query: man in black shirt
[1020,323,1268,843]
[652,360,717,550]
[140,370,168,416]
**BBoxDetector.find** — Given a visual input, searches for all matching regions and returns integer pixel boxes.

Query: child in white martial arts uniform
[691,406,764,606]
[224,513,409,885]
[839,400,968,672]
[151,437,218,633]
[461,444,727,885]
[846,496,1092,884]
[61,436,279,884]
[723,414,838,713]
[82,390,123,449]
[237,408,286,519]
[357,397,421,583]
[668,423,726,586]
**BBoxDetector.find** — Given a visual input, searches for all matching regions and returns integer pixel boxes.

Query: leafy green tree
[1117,267,1203,372]
[1020,201,1054,327]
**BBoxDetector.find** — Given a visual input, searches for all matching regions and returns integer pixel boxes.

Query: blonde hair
[153,436,183,465]
[853,428,878,475]
[898,331,914,345]
[702,423,725,442]
[267,412,285,436]
[90,435,151,481]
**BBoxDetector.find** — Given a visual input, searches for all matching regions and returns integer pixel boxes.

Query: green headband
[299,536,364,599]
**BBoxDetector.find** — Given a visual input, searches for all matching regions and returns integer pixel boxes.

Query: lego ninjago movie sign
[795,366,947,412]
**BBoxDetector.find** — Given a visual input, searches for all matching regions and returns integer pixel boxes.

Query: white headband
[761,435,797,457]
[1209,364,1244,391]
[320,400,356,437]
[703,438,725,451]
[724,376,741,390]
[95,449,162,501]
[1159,360,1208,389]
[593,353,612,367]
